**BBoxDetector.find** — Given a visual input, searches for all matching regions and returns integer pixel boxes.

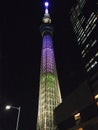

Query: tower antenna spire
[43,1,51,23]
[44,1,49,15]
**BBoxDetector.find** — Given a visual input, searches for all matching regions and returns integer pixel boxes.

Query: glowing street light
[5,105,21,130]
[5,105,11,110]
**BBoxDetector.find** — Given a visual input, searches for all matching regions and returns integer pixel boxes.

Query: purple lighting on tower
[41,35,55,73]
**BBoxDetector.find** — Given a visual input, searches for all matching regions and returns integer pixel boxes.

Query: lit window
[85,63,89,68]
[93,17,97,24]
[78,38,80,42]
[91,61,97,68]
[81,37,87,44]
[94,94,98,100]
[92,24,96,30]
[74,112,81,121]
[91,40,97,47]
[95,52,98,57]
[81,50,84,55]
[85,44,89,48]
[87,12,95,23]
[82,53,86,58]
[94,94,98,106]
[89,58,94,63]
[87,67,90,72]
[87,30,92,37]
[77,128,83,130]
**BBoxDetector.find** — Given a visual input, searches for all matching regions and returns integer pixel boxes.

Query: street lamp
[5,105,21,130]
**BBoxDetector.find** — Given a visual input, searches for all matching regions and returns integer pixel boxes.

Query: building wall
[70,0,98,75]
[54,82,98,130]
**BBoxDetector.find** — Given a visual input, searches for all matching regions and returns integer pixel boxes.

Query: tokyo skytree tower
[36,2,62,130]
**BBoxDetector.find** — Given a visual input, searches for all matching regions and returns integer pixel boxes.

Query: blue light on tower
[44,1,49,14]
[44,2,49,7]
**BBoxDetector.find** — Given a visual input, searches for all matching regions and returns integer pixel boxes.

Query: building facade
[54,1,98,129]
[36,2,62,130]
[70,0,98,98]
[54,81,98,130]
[70,0,98,74]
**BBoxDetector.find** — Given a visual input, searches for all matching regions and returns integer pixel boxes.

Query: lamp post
[5,105,21,130]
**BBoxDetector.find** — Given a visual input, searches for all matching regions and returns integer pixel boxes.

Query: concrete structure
[54,81,98,130]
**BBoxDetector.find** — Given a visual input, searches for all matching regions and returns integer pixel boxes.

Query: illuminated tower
[37,2,62,130]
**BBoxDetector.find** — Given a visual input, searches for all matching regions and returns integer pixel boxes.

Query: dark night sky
[0,0,86,130]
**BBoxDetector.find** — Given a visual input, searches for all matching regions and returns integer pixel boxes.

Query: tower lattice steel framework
[36,2,62,130]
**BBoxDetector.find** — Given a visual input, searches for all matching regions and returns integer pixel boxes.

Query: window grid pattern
[85,52,98,72]
[70,1,98,73]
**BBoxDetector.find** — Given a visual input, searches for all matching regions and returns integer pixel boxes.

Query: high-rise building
[70,0,98,95]
[36,2,62,130]
[70,0,98,75]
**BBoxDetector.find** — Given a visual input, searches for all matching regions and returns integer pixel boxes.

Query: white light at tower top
[45,8,48,14]
[44,2,49,15]
[45,2,49,7]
